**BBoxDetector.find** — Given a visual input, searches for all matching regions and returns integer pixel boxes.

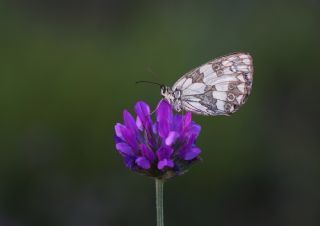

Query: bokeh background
[1,0,319,225]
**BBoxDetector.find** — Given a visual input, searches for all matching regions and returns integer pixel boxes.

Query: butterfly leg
[150,100,163,115]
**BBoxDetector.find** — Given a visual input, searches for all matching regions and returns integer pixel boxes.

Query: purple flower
[114,100,201,179]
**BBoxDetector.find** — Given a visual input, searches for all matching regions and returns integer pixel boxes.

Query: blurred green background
[0,0,319,225]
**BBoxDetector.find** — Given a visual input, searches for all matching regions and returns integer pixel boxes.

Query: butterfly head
[160,86,174,104]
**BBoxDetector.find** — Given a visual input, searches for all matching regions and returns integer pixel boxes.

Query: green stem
[155,178,164,226]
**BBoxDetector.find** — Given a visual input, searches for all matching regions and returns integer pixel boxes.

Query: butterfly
[138,52,253,116]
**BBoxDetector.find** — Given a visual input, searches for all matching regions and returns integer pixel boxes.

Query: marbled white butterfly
[139,52,253,116]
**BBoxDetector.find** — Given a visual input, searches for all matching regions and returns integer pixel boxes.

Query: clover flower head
[114,100,201,179]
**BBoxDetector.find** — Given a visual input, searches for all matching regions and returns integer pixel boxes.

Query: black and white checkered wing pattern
[172,52,253,116]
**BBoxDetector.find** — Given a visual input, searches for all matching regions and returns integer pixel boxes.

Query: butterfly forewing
[172,52,253,116]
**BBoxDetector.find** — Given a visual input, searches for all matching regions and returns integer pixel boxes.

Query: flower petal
[124,156,135,170]
[181,123,201,141]
[165,131,179,146]
[136,157,151,169]
[182,112,192,129]
[156,146,173,160]
[189,123,201,137]
[157,121,170,139]
[156,100,172,121]
[157,159,174,170]
[183,147,201,160]
[172,114,183,131]
[177,134,196,159]
[156,100,172,138]
[141,143,155,162]
[134,101,152,130]
[123,110,138,132]
[120,126,139,151]
[114,123,125,139]
[152,123,158,134]
[136,116,143,131]
[116,143,135,157]
[114,135,122,144]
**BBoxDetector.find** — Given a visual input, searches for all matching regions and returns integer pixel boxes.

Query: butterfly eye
[173,90,181,98]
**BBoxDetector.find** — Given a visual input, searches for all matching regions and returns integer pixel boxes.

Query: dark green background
[1,0,319,225]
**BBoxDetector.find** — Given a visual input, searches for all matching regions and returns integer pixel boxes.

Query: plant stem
[155,178,164,226]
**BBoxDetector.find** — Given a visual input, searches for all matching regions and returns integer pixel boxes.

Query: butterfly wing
[172,52,253,116]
